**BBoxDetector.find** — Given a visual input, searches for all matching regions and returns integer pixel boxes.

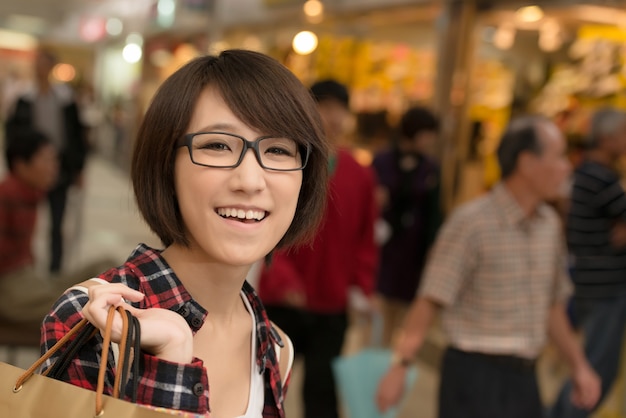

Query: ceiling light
[539,32,562,52]
[79,17,107,42]
[493,23,516,50]
[0,29,38,51]
[122,43,142,63]
[106,18,123,36]
[515,5,544,23]
[292,31,318,55]
[52,63,76,82]
[303,0,324,18]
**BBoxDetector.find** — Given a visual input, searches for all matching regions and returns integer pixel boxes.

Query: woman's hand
[82,283,194,364]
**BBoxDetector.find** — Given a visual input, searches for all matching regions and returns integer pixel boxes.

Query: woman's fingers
[87,283,144,304]
[82,283,145,343]
[80,282,193,362]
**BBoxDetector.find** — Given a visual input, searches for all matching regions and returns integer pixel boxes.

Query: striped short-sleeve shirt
[419,183,572,359]
[567,159,626,298]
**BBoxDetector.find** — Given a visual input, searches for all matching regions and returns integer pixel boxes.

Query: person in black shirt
[552,108,626,418]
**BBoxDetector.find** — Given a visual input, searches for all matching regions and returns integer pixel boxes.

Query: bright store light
[541,18,560,35]
[292,31,318,55]
[122,43,142,63]
[303,0,324,18]
[539,19,562,52]
[0,29,37,51]
[493,23,516,50]
[157,0,176,27]
[539,32,562,52]
[515,5,544,23]
[158,0,176,15]
[303,0,323,23]
[106,18,123,36]
[52,63,76,82]
[79,17,106,42]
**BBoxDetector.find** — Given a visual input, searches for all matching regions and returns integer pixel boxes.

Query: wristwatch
[390,352,412,368]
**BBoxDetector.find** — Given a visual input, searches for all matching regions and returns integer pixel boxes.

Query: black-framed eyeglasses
[178,131,310,171]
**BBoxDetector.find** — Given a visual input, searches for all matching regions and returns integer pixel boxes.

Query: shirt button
[178,306,191,317]
[191,317,203,328]
[192,382,204,397]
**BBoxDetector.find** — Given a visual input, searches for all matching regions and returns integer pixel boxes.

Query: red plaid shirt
[41,244,289,417]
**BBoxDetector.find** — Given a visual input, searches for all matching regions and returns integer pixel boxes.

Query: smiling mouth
[216,208,267,223]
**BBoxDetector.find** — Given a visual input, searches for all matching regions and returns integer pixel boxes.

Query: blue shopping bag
[332,348,418,418]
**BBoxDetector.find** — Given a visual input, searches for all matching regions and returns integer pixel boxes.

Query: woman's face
[174,87,303,266]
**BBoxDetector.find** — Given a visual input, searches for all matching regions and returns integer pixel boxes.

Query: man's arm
[375,296,439,413]
[376,203,478,412]
[392,296,440,363]
[548,302,601,410]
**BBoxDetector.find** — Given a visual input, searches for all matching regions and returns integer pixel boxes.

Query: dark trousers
[265,306,348,418]
[48,182,69,273]
[439,347,544,418]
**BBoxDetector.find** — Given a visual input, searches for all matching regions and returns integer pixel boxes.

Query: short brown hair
[132,50,329,249]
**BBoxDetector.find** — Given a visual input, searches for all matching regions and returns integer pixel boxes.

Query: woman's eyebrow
[195,123,239,132]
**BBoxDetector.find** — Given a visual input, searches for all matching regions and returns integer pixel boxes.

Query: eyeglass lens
[190,133,303,170]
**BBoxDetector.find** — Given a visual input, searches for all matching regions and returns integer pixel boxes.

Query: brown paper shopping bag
[0,306,179,417]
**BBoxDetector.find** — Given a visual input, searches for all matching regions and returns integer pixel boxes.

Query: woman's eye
[266,146,294,157]
[200,142,230,151]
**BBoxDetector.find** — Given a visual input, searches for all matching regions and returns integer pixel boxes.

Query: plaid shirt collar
[492,182,549,226]
[127,244,286,416]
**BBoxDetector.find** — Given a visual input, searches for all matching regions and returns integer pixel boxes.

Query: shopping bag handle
[13,305,135,417]
[96,305,128,415]
[13,317,91,390]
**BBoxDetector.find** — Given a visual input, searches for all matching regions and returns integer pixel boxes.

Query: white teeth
[217,208,266,221]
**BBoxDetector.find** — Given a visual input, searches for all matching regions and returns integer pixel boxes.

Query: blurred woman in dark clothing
[372,106,442,346]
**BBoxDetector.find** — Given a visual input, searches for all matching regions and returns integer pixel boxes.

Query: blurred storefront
[460,1,626,206]
[6,0,626,209]
[136,0,441,158]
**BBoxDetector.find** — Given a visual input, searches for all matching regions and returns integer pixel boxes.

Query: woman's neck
[161,244,251,323]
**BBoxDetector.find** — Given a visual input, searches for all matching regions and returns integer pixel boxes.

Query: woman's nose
[230,149,266,193]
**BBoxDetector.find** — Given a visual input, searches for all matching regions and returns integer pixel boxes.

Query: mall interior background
[3,0,626,417]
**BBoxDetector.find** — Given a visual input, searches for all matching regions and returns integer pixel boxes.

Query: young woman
[41,49,329,418]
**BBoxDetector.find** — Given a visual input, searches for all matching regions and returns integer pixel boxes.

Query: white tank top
[236,292,265,417]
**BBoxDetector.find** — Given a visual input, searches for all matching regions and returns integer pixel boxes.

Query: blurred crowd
[1,47,626,418]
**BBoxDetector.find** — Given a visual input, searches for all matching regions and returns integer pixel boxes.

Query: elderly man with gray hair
[552,107,626,418]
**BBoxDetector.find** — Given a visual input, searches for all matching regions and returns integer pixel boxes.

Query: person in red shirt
[0,128,72,323]
[259,79,379,418]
